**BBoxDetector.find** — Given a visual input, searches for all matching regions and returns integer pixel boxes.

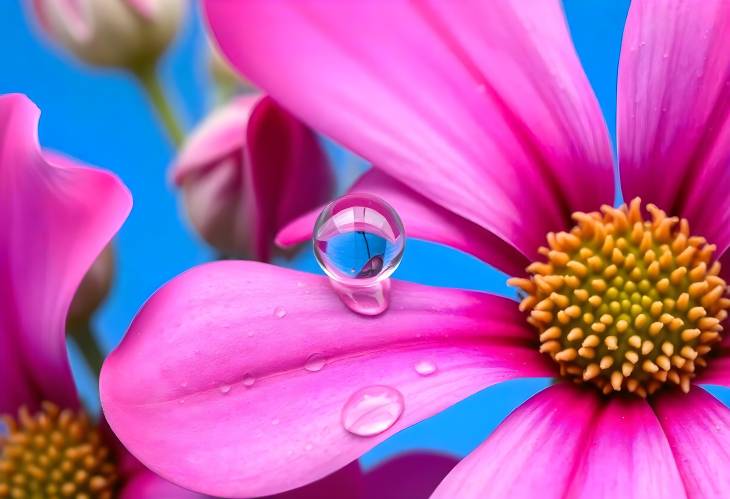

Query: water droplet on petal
[220,385,232,394]
[274,306,287,318]
[341,385,404,437]
[414,360,437,376]
[243,374,255,387]
[304,443,313,451]
[313,194,405,286]
[271,418,280,426]
[304,353,327,372]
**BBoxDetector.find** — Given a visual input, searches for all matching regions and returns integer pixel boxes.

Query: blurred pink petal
[120,469,206,499]
[125,0,154,19]
[653,388,730,497]
[171,94,334,260]
[100,262,551,497]
[618,0,730,255]
[363,452,458,499]
[0,94,131,413]
[269,461,363,499]
[277,168,529,277]
[33,0,92,42]
[204,0,614,262]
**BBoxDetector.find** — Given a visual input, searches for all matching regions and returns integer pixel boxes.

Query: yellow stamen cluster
[510,198,729,397]
[0,402,117,498]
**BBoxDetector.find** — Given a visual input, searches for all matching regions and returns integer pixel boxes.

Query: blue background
[3,0,728,472]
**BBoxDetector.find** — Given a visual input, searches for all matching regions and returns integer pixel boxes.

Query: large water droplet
[274,306,287,318]
[313,194,404,285]
[304,353,327,372]
[242,374,255,387]
[341,385,404,437]
[414,360,437,376]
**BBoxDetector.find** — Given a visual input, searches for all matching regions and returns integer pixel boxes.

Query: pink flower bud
[29,0,186,69]
[171,94,335,261]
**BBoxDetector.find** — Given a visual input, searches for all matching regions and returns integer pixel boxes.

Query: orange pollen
[509,198,729,398]
[0,402,118,498]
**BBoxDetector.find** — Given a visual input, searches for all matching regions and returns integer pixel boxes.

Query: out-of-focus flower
[28,0,186,70]
[102,1,730,497]
[67,242,115,325]
[170,93,334,261]
[0,93,198,498]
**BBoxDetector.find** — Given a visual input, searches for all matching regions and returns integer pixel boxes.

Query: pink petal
[618,0,730,254]
[171,94,334,261]
[653,388,730,497]
[100,262,551,497]
[269,461,363,499]
[363,452,458,499]
[277,169,529,277]
[120,470,206,499]
[566,394,684,498]
[431,384,598,498]
[0,94,131,413]
[204,0,614,261]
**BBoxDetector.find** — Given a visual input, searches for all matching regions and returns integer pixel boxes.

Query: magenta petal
[567,395,684,498]
[618,0,730,254]
[277,169,529,276]
[431,384,597,498]
[120,470,206,499]
[0,94,131,413]
[268,461,363,499]
[363,452,458,499]
[653,388,730,497]
[204,0,614,261]
[100,262,551,497]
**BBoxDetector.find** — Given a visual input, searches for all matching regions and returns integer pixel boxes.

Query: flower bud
[68,243,115,325]
[29,0,186,69]
[170,94,335,261]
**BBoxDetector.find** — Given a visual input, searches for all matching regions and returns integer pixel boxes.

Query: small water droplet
[220,385,232,394]
[313,194,405,285]
[304,443,313,451]
[243,374,255,387]
[414,360,437,376]
[341,385,404,437]
[304,353,327,372]
[274,306,287,318]
[296,281,305,288]
[271,418,280,426]
[180,380,189,388]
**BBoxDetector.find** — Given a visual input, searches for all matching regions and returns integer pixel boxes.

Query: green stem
[68,320,105,378]
[133,64,185,148]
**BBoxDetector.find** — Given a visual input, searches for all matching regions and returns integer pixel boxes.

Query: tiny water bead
[341,385,404,437]
[510,198,729,398]
[414,360,437,376]
[304,353,327,372]
[313,194,405,285]
[273,306,287,319]
[0,402,118,498]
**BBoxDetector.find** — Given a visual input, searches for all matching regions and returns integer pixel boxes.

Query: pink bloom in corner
[101,1,730,498]
[170,93,335,261]
[0,94,200,498]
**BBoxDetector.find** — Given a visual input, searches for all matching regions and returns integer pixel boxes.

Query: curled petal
[0,94,131,413]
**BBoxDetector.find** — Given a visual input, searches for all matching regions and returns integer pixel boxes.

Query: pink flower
[100,1,730,498]
[0,93,201,498]
[170,94,335,261]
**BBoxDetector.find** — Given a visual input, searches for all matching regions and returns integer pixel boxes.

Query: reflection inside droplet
[341,385,404,437]
[313,194,404,286]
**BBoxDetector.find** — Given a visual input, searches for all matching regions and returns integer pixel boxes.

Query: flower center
[510,198,729,397]
[0,402,118,498]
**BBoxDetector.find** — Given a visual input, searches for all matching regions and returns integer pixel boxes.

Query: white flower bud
[30,0,186,69]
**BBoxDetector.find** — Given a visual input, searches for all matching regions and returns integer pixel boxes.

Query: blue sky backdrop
[3,0,727,469]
